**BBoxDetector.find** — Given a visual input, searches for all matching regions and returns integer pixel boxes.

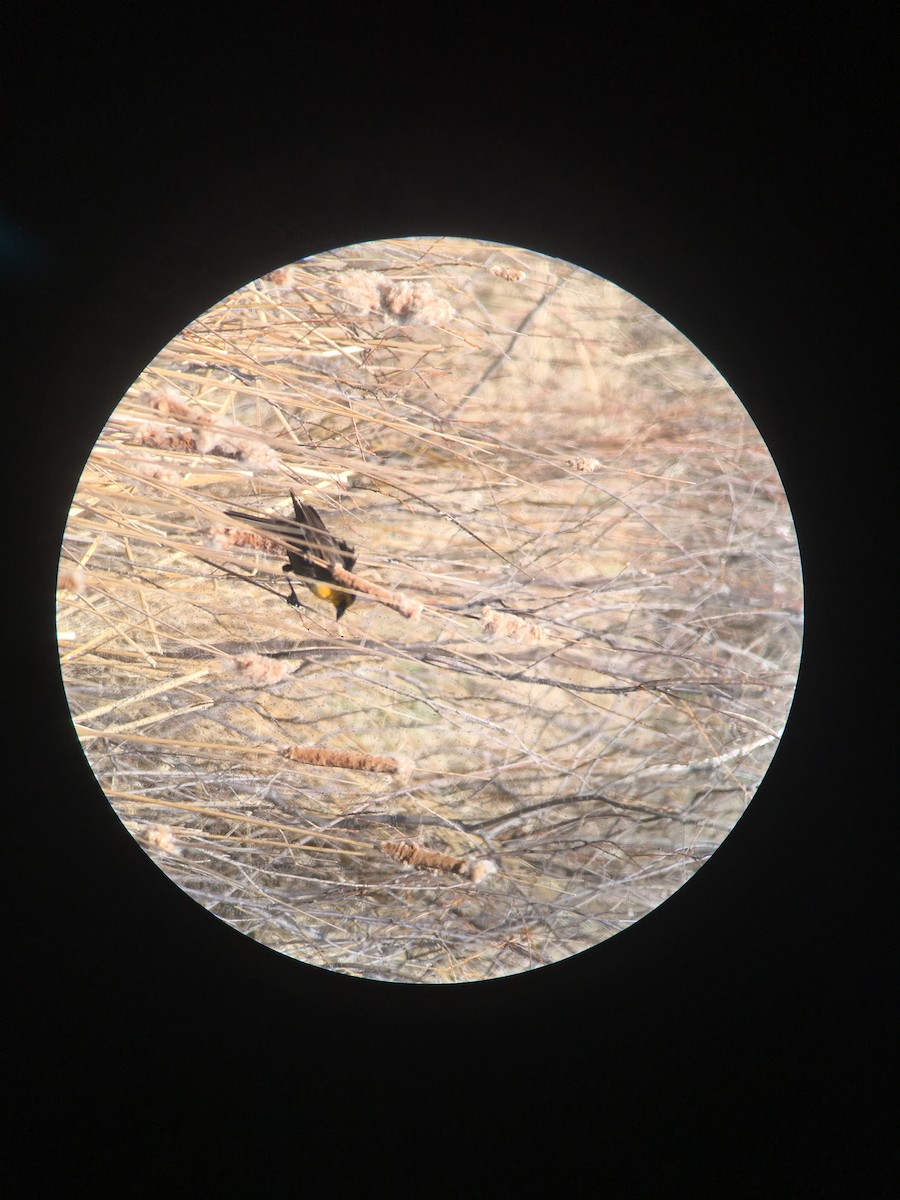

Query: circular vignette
[56,235,803,984]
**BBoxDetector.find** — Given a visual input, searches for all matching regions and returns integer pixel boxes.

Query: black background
[5,9,891,1197]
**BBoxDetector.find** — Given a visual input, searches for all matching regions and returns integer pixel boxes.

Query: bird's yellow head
[310,582,356,619]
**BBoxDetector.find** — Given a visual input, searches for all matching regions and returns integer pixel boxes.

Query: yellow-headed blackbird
[224,491,357,618]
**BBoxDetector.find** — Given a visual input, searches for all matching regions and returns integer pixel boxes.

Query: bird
[224,491,357,618]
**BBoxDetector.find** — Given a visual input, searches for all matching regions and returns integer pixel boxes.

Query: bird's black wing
[224,497,355,578]
[290,493,356,573]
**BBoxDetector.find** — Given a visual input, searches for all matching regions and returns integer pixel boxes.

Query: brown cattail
[146,824,181,856]
[480,606,547,643]
[57,565,87,593]
[330,564,423,621]
[136,423,198,453]
[227,654,293,686]
[336,270,453,326]
[382,840,497,884]
[282,745,400,774]
[145,388,195,419]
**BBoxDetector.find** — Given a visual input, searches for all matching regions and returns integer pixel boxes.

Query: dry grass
[57,236,803,983]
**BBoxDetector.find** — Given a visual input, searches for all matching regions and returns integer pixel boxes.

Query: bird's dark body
[225,492,357,617]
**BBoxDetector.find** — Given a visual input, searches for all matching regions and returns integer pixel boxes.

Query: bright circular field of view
[56,235,803,984]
